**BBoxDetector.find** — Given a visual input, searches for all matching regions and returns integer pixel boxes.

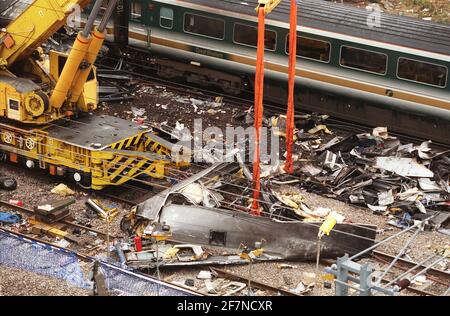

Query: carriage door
[129,0,149,47]
[114,0,129,47]
[155,7,174,48]
[159,7,174,30]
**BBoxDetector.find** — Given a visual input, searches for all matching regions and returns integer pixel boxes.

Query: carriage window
[8,99,19,111]
[340,46,387,74]
[160,7,173,29]
[184,13,225,39]
[286,35,330,62]
[233,23,277,51]
[397,58,447,87]
[131,0,142,20]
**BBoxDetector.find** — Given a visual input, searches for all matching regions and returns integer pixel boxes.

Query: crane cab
[0,75,50,123]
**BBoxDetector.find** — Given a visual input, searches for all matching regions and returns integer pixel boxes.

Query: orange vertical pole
[284,0,297,174]
[251,7,266,215]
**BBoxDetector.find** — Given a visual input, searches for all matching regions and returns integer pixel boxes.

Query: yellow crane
[0,0,106,124]
[0,0,187,189]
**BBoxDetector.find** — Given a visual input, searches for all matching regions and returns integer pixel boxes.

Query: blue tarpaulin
[0,211,21,224]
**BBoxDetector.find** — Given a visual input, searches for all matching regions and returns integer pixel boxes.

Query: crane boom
[0,0,91,67]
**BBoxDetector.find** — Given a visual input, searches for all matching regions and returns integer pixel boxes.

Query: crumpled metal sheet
[158,204,376,260]
[136,162,226,221]
[374,157,434,178]
[287,126,450,225]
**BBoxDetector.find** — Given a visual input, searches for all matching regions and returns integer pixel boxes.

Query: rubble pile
[288,126,450,233]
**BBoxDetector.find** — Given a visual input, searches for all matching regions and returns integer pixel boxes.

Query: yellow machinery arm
[51,0,118,109]
[0,0,118,125]
[255,0,282,14]
[0,0,91,67]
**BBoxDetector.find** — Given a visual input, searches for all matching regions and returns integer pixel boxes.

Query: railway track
[99,182,156,206]
[0,199,118,239]
[372,250,449,296]
[1,169,447,296]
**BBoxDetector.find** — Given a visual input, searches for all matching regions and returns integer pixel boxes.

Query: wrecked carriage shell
[156,204,376,261]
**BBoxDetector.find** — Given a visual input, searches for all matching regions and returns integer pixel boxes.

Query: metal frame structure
[325,215,448,296]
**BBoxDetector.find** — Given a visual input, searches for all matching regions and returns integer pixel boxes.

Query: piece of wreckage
[121,162,376,264]
[289,126,450,232]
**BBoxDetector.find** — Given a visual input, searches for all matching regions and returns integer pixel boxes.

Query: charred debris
[116,113,449,270]
[289,124,450,233]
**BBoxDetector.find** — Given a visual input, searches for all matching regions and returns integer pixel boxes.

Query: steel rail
[0,200,119,239]
[372,250,450,286]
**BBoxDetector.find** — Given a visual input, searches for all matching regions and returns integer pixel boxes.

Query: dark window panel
[398,58,447,87]
[286,35,330,62]
[9,99,19,111]
[131,0,142,20]
[184,13,225,40]
[234,23,277,51]
[340,46,387,74]
[160,7,173,29]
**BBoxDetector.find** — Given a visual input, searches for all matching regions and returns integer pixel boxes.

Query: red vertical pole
[284,0,297,174]
[251,7,266,215]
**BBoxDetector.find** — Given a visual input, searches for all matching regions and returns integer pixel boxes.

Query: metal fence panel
[0,229,198,296]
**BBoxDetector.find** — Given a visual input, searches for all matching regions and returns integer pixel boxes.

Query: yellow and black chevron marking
[144,133,191,168]
[90,148,167,189]
[144,136,171,157]
[109,133,144,150]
